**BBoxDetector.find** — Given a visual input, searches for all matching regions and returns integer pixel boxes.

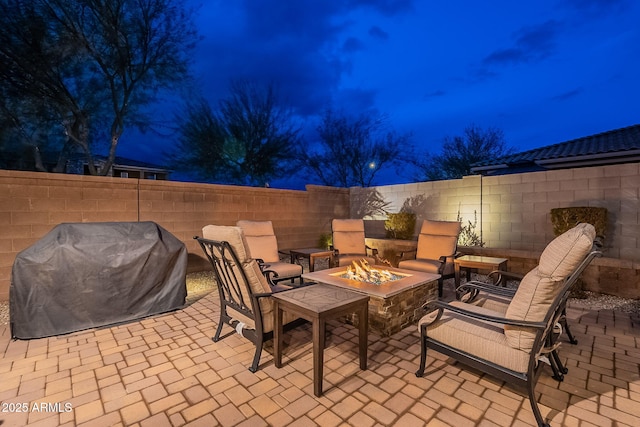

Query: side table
[289,248,334,272]
[454,255,508,287]
[273,284,369,397]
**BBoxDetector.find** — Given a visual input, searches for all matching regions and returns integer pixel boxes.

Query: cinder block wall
[364,163,640,298]
[2,162,639,301]
[0,170,349,302]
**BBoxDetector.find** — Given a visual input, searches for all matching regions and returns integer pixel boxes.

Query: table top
[455,255,508,265]
[288,248,334,256]
[302,266,440,298]
[271,284,368,314]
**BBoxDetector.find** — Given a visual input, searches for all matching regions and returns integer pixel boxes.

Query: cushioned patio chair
[195,225,306,372]
[331,219,378,266]
[398,219,462,297]
[487,268,583,341]
[237,220,303,284]
[416,223,601,427]
[456,226,604,360]
[456,277,571,382]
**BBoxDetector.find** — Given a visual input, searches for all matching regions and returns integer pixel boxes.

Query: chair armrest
[398,248,417,261]
[366,245,378,256]
[435,256,448,274]
[456,280,517,302]
[254,289,286,299]
[424,299,546,329]
[487,270,524,286]
[254,280,317,298]
[261,268,279,286]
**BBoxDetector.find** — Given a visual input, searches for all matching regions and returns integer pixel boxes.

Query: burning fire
[342,259,402,285]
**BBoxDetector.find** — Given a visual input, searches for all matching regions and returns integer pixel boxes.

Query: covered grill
[10,221,187,339]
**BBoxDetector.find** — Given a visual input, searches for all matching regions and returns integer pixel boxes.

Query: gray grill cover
[10,222,187,339]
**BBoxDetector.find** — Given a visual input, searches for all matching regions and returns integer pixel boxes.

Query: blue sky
[120,0,640,187]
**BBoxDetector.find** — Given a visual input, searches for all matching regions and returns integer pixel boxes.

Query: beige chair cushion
[332,219,367,255]
[202,225,250,262]
[538,223,596,280]
[504,223,595,350]
[265,262,303,280]
[503,268,556,349]
[421,218,462,237]
[415,220,461,261]
[228,260,297,333]
[398,258,441,274]
[419,301,530,373]
[237,220,280,263]
[237,220,302,279]
[464,292,511,314]
[201,225,297,332]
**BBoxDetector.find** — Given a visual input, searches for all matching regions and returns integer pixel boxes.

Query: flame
[344,259,395,284]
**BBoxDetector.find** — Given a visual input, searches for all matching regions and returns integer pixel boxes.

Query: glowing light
[340,259,403,285]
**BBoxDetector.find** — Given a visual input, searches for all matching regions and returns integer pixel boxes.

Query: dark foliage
[299,109,413,187]
[170,81,300,186]
[0,0,197,174]
[415,124,514,181]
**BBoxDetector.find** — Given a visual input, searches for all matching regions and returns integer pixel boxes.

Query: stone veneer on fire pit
[302,266,440,336]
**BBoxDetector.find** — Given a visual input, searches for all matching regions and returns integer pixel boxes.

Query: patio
[1,275,639,427]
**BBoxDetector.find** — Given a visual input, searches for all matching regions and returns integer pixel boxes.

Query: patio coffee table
[303,266,439,337]
[273,284,369,397]
[288,248,334,272]
[454,255,508,287]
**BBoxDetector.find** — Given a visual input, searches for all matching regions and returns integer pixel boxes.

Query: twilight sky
[120,0,640,188]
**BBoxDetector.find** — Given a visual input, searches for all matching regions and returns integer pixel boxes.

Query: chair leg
[549,351,565,382]
[551,350,568,376]
[560,309,578,344]
[213,319,224,342]
[415,325,428,377]
[249,339,263,373]
[527,381,550,427]
[438,277,444,298]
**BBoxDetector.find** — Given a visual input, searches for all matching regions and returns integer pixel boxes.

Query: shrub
[457,210,484,247]
[550,206,607,298]
[550,207,607,237]
[318,233,332,250]
[384,212,416,240]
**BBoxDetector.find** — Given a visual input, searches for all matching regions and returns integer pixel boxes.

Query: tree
[415,125,514,181]
[0,0,197,175]
[299,109,413,187]
[170,98,226,180]
[170,81,301,186]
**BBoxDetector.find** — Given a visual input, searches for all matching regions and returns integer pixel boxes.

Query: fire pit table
[302,262,440,336]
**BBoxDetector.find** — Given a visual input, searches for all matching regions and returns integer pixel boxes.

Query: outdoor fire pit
[302,260,440,336]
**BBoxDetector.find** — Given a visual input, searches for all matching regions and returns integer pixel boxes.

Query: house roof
[68,153,170,172]
[471,124,640,175]
[109,156,169,172]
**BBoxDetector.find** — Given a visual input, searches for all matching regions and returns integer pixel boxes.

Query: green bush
[318,233,332,250]
[550,206,607,298]
[550,207,607,237]
[384,212,416,240]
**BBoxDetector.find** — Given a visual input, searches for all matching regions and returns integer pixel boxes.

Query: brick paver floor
[1,284,639,426]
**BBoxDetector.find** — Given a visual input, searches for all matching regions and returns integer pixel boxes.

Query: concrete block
[534,180,560,192]
[588,176,620,190]
[574,167,605,179]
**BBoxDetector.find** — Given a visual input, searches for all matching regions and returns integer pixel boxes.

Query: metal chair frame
[416,243,601,427]
[195,236,304,372]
